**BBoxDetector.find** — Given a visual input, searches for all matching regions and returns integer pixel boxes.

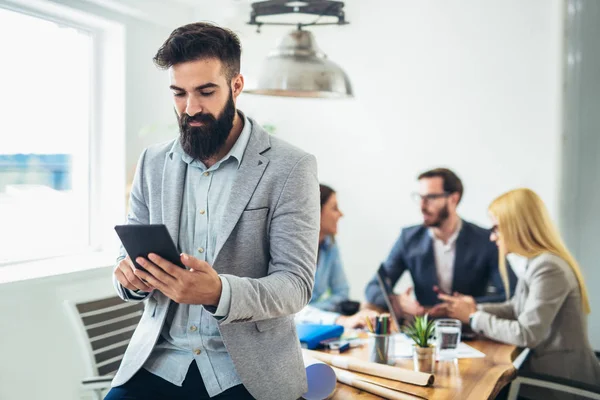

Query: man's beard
[422,202,450,228]
[178,91,236,161]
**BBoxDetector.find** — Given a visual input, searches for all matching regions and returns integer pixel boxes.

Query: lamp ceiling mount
[248,0,348,32]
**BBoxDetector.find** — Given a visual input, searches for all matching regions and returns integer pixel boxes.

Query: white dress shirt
[429,220,463,295]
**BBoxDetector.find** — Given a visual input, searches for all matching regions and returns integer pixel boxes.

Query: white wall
[198,0,564,301]
[122,19,182,184]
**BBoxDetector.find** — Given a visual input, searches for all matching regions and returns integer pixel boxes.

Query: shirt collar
[320,235,334,251]
[168,110,252,170]
[428,219,463,246]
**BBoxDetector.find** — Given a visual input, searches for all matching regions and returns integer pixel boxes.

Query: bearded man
[364,168,517,319]
[107,22,320,400]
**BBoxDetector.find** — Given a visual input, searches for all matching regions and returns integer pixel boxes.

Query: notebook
[296,323,344,350]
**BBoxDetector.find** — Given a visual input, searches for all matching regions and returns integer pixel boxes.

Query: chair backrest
[65,296,144,378]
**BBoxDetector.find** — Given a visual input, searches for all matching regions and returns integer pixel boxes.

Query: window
[0,4,125,267]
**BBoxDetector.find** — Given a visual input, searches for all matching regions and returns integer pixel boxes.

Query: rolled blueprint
[302,351,337,400]
[333,367,424,400]
[306,350,434,386]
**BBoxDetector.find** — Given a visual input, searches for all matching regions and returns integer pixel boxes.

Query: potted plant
[403,314,436,373]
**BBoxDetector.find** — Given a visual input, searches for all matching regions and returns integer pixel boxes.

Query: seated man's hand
[394,287,425,317]
[438,292,477,324]
[336,309,379,329]
[426,302,449,318]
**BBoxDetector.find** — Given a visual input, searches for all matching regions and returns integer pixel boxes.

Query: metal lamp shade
[245,29,353,98]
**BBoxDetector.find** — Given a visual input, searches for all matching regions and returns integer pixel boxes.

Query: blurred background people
[365,168,517,318]
[309,184,350,311]
[296,184,377,329]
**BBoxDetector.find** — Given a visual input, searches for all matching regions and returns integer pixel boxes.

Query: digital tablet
[114,224,185,272]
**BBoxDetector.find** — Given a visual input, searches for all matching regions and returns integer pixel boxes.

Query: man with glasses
[364,168,517,319]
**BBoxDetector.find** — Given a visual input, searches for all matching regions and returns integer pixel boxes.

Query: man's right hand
[393,287,425,317]
[114,257,154,293]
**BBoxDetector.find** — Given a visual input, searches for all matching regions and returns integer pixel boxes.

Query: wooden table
[329,338,519,399]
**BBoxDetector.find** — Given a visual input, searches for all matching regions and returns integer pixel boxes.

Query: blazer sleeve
[218,154,320,325]
[475,242,518,304]
[311,243,350,311]
[112,149,152,303]
[477,297,517,320]
[472,259,571,348]
[364,231,408,309]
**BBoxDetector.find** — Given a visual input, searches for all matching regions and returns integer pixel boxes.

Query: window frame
[0,0,125,270]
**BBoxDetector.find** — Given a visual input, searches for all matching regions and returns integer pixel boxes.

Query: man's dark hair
[153,22,241,81]
[418,168,464,203]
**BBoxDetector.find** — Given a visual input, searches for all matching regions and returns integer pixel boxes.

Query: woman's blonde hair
[488,188,591,314]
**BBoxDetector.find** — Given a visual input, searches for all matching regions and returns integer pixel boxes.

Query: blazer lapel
[161,149,187,249]
[422,235,440,291]
[213,122,270,261]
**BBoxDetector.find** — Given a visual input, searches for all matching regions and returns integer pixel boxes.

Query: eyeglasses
[411,192,451,204]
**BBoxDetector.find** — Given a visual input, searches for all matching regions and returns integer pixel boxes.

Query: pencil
[365,316,375,333]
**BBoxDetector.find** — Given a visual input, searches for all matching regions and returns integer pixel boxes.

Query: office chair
[507,349,600,400]
[64,295,144,400]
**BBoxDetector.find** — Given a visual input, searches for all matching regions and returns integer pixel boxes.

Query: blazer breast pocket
[255,315,290,332]
[239,207,269,222]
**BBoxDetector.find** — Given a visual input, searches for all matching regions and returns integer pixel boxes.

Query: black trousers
[104,362,254,400]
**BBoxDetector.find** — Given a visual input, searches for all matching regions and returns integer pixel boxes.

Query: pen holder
[368,333,394,365]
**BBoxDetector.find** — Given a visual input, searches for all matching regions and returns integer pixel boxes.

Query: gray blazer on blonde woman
[472,253,600,397]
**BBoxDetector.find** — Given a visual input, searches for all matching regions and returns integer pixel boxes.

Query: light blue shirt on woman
[309,236,350,311]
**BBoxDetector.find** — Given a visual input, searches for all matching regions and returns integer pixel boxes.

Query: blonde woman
[440,188,600,395]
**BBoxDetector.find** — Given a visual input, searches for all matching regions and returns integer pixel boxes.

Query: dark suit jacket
[365,220,517,309]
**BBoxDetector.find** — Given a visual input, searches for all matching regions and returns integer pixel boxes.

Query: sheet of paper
[393,334,485,359]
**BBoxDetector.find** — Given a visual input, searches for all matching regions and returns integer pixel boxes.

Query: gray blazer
[473,253,600,396]
[111,119,320,400]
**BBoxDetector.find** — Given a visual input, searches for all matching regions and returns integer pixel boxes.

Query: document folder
[297,323,344,350]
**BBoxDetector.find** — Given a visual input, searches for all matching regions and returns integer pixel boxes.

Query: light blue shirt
[142,114,251,396]
[309,236,350,312]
